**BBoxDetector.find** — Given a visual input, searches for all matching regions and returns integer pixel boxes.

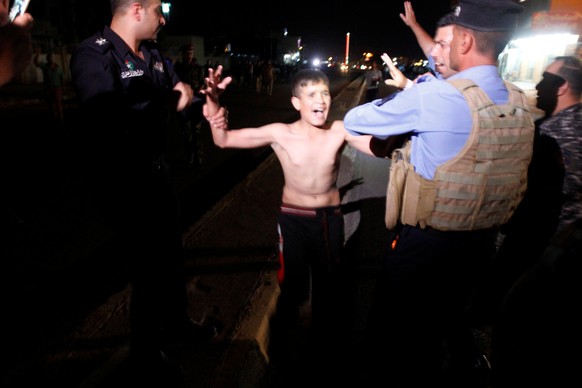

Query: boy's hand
[200,65,233,103]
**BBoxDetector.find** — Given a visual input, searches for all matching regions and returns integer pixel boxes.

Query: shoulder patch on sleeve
[377,91,401,105]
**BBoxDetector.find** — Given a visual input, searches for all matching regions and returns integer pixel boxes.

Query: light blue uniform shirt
[344,65,510,179]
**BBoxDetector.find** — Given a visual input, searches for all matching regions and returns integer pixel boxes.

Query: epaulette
[89,33,112,54]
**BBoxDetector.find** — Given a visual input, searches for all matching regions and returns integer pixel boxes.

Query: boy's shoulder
[264,121,292,131]
[329,119,346,132]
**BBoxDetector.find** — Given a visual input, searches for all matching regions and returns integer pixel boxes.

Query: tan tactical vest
[385,79,534,231]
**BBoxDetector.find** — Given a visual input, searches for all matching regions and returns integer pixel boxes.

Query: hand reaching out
[200,65,233,119]
[200,65,233,103]
[399,1,417,27]
[381,53,412,90]
[172,81,193,111]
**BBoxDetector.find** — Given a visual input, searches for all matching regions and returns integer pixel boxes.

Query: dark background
[24,0,455,59]
[165,0,455,58]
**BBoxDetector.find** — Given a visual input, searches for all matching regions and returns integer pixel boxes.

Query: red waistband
[280,203,341,216]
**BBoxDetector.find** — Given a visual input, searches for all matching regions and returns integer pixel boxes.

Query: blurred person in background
[34,48,65,123]
[174,43,202,91]
[364,60,383,102]
[261,59,275,96]
[535,56,582,233]
[174,43,204,165]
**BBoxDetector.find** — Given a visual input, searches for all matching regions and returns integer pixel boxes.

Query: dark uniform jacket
[70,26,201,177]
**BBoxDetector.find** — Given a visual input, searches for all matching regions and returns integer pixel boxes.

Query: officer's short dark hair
[436,11,457,28]
[556,56,582,96]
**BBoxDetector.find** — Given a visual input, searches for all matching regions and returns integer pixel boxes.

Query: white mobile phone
[9,0,31,22]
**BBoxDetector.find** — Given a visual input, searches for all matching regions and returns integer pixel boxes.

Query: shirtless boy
[203,69,374,359]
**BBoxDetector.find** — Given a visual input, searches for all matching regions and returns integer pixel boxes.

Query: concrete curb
[211,270,280,388]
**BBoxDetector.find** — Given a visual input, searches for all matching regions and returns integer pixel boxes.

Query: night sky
[165,0,455,60]
[67,0,456,61]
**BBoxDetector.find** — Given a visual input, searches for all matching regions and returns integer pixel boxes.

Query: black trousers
[363,224,497,387]
[87,161,187,355]
[274,203,344,353]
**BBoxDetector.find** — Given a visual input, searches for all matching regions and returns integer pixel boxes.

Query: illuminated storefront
[499,1,581,95]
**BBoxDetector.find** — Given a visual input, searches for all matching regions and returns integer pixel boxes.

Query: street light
[162,2,171,21]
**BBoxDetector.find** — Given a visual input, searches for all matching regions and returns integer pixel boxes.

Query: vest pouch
[385,151,408,230]
[401,170,437,229]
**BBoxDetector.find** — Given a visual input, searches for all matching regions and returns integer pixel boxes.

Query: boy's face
[292,80,332,126]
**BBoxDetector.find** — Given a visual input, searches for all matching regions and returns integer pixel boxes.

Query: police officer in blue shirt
[343,0,533,386]
[69,1,229,385]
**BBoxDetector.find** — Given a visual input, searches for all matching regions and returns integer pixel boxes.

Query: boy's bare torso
[271,120,347,208]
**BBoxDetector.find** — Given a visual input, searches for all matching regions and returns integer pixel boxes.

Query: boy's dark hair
[291,69,329,97]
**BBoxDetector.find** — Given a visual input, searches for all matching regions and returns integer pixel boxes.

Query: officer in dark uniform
[69,1,221,384]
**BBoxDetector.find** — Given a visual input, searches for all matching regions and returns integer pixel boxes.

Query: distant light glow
[345,32,350,65]
[499,33,580,90]
[162,2,171,20]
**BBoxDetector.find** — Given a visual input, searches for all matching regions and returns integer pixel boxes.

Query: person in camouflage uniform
[536,55,582,232]
[476,58,573,325]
